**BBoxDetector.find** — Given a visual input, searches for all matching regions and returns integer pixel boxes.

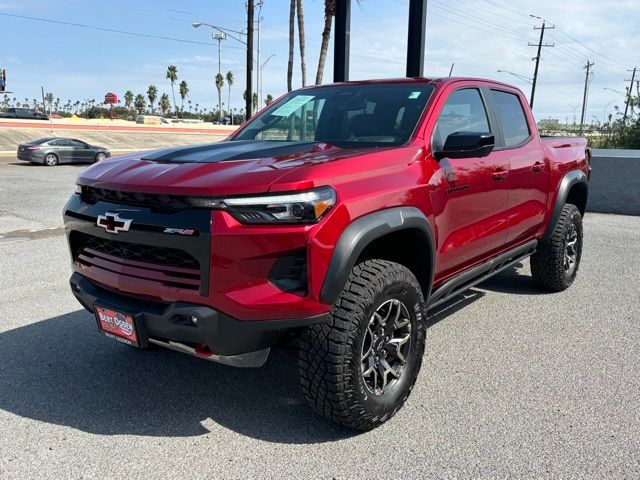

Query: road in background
[1,154,639,479]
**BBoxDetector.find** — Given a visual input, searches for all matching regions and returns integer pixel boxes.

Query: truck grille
[81,186,192,212]
[72,233,201,291]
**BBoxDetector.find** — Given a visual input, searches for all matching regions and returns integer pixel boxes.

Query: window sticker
[271,95,315,116]
[408,91,422,99]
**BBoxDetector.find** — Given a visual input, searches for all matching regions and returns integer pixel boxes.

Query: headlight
[74,184,82,195]
[189,187,336,224]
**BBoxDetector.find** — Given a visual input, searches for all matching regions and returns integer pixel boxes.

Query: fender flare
[319,206,436,305]
[544,169,588,241]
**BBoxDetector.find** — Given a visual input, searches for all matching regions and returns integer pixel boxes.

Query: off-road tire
[298,259,427,431]
[531,203,583,291]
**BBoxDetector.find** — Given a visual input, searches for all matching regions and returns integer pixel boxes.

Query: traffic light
[0,69,5,93]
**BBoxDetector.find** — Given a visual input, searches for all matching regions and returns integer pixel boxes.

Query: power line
[546,34,621,75]
[482,0,534,20]
[428,11,529,43]
[483,1,629,71]
[553,26,627,69]
[542,49,585,70]
[430,0,537,42]
[449,0,536,27]
[0,12,245,50]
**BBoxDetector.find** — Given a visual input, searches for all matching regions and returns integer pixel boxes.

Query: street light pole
[260,54,275,106]
[497,70,532,84]
[246,0,254,119]
[213,32,226,121]
[193,21,248,121]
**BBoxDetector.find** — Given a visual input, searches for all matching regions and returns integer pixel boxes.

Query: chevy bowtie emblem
[97,212,132,234]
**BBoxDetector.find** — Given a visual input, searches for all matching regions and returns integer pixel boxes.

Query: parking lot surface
[1,155,638,479]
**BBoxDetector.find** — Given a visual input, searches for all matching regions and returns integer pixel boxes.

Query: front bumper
[70,272,330,367]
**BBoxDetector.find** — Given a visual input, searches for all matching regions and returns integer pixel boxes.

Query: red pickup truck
[64,77,590,430]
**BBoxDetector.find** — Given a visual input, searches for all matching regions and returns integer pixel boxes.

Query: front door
[68,139,92,162]
[428,86,510,280]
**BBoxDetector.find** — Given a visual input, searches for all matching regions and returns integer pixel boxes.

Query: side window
[433,88,490,151]
[491,90,530,147]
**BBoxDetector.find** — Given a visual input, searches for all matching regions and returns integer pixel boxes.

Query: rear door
[429,85,511,279]
[487,88,548,244]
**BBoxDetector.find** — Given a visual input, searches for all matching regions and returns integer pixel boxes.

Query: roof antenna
[449,63,454,77]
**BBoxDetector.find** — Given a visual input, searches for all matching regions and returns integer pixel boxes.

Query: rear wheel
[95,152,107,162]
[531,203,583,291]
[298,259,427,431]
[44,153,58,166]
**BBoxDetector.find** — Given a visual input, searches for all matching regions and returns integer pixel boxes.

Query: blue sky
[1,0,639,122]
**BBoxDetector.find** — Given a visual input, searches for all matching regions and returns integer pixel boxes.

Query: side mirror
[434,131,494,160]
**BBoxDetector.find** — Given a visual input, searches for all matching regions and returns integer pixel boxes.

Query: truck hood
[77,140,380,196]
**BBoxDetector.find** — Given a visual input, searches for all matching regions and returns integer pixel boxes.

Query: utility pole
[528,20,554,109]
[580,61,594,134]
[622,67,637,125]
[246,0,254,120]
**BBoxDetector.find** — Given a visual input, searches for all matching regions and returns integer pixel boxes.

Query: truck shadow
[0,266,543,443]
[478,262,547,296]
[0,310,351,444]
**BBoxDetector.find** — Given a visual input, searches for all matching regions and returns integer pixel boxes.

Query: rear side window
[491,90,530,147]
[433,88,491,151]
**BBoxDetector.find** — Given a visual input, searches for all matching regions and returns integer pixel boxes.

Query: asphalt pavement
[0,154,638,479]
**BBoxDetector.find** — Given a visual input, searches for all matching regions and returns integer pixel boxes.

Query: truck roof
[298,76,521,91]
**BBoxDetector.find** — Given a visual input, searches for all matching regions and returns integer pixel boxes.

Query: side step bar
[428,240,538,311]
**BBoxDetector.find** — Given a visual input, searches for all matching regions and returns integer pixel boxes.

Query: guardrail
[587,149,640,216]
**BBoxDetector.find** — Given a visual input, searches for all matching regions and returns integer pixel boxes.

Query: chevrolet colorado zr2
[64,78,590,431]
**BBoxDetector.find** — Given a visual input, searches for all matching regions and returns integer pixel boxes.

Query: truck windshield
[232,83,434,148]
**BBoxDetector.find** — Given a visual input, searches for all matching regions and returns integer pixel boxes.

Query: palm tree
[297,0,307,86]
[316,0,335,84]
[215,73,224,121]
[315,0,366,85]
[287,0,296,92]
[147,85,158,113]
[226,71,234,123]
[265,94,274,106]
[159,93,170,116]
[124,91,134,114]
[179,80,189,118]
[166,65,178,115]
[134,94,146,114]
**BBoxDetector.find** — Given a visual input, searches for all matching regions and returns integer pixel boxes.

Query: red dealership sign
[104,92,118,104]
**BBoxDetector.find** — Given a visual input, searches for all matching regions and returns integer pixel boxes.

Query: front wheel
[531,203,583,291]
[95,152,107,162]
[298,259,427,431]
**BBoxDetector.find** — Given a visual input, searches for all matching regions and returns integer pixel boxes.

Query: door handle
[532,161,545,173]
[492,168,509,181]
